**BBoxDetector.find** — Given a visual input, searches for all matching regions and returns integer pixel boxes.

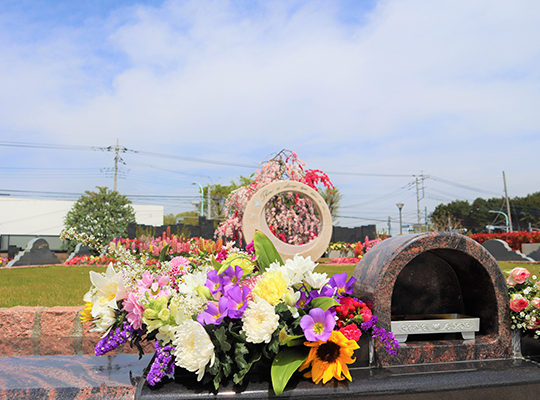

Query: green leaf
[214,326,232,352]
[159,243,171,262]
[254,231,284,272]
[271,346,310,395]
[309,297,339,311]
[279,327,305,346]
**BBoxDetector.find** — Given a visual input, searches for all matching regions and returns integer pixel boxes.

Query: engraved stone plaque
[391,314,480,343]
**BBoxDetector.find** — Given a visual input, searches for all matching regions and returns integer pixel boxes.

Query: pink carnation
[123,293,144,330]
[339,324,362,341]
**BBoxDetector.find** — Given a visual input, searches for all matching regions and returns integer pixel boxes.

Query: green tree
[320,187,342,224]
[63,186,136,251]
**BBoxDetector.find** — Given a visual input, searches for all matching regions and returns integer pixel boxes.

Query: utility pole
[103,139,127,191]
[415,173,430,225]
[387,216,392,236]
[503,171,513,232]
[113,139,119,191]
[207,185,212,219]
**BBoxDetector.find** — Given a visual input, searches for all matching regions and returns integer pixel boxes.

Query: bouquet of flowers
[79,231,399,394]
[507,267,540,338]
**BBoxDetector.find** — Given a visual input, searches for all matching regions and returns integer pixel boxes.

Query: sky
[1,0,539,235]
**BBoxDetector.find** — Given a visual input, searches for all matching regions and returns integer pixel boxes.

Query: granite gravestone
[6,238,60,267]
[353,231,512,367]
[482,239,535,262]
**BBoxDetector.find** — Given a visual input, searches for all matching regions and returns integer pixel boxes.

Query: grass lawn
[1,261,533,308]
[0,265,107,308]
[0,264,355,308]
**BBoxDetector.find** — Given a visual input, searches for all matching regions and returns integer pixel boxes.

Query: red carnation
[339,324,362,341]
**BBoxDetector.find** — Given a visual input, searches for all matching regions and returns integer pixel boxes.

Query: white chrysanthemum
[304,271,329,289]
[241,297,279,344]
[282,255,317,286]
[173,320,215,381]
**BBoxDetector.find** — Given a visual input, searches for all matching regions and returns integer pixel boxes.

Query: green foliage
[430,192,540,233]
[254,231,284,272]
[271,346,309,395]
[320,187,343,224]
[164,211,200,226]
[63,187,135,251]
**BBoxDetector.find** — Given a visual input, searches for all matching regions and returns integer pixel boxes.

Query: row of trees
[430,192,540,233]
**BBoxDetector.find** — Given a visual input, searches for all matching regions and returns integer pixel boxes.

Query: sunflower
[298,330,359,384]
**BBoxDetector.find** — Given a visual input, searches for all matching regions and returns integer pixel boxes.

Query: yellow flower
[80,301,94,323]
[251,270,288,306]
[298,330,359,384]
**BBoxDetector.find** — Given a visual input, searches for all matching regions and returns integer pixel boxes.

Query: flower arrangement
[215,150,334,244]
[78,230,399,394]
[506,267,540,338]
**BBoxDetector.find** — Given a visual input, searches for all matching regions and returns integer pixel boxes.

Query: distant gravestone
[482,239,535,262]
[65,243,93,263]
[6,238,60,267]
[527,248,540,262]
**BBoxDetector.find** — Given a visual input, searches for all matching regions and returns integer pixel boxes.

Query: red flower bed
[469,231,540,251]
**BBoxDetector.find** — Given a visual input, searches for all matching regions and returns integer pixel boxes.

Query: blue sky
[1,0,539,234]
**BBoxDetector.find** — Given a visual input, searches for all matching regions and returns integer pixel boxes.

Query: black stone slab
[136,358,540,400]
[482,239,534,262]
[7,238,60,267]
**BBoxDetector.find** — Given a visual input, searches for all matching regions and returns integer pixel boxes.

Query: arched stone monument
[242,181,332,261]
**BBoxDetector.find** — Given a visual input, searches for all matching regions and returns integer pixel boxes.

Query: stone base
[136,358,540,400]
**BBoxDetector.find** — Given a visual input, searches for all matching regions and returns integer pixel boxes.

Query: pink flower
[507,268,531,286]
[532,298,540,309]
[510,298,529,312]
[123,293,144,329]
[339,324,362,341]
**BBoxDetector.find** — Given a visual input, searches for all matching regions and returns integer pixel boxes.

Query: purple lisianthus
[223,284,250,319]
[300,308,335,342]
[296,291,311,309]
[328,273,356,297]
[197,297,230,325]
[205,270,223,295]
[221,266,243,293]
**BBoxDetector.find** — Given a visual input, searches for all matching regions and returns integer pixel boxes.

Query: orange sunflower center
[316,341,341,362]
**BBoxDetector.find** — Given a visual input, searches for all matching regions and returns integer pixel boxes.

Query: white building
[0,197,163,251]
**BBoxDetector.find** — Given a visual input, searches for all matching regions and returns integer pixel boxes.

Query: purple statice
[372,325,400,356]
[360,314,378,331]
[147,341,175,386]
[95,321,138,356]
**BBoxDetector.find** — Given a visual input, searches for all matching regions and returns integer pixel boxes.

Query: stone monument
[242,181,332,261]
[6,238,60,267]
